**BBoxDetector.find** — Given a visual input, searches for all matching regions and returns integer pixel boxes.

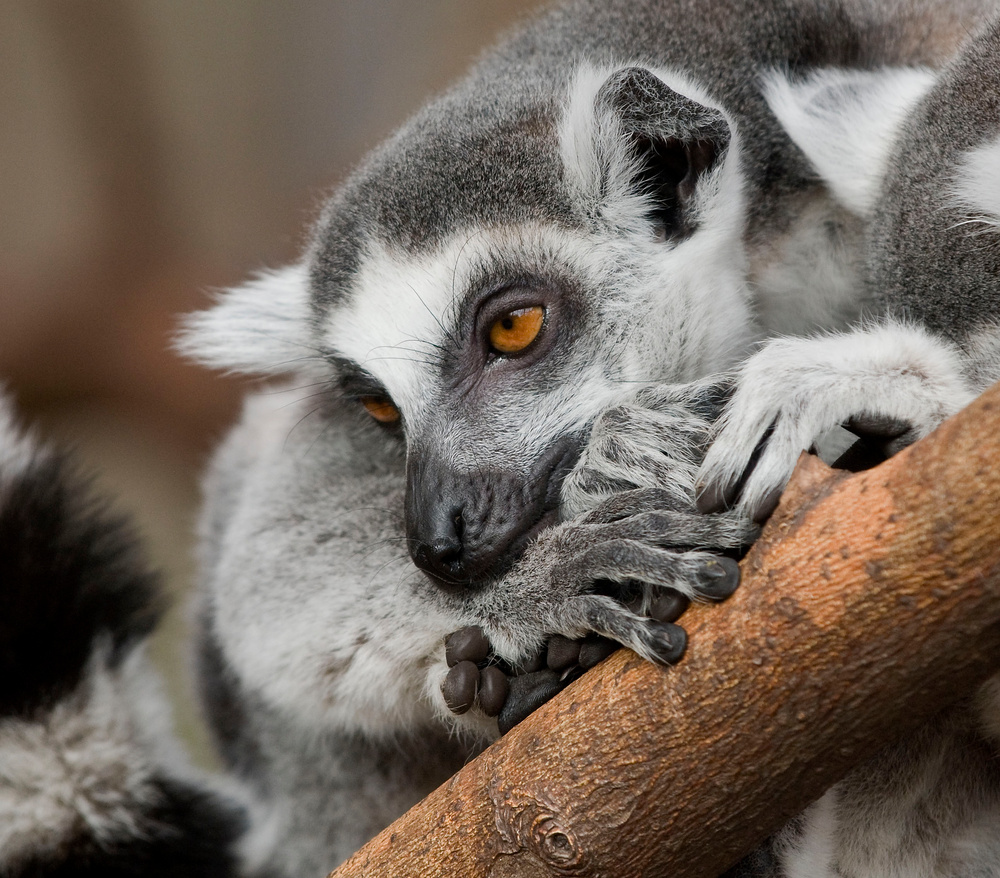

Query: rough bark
[329,383,1000,878]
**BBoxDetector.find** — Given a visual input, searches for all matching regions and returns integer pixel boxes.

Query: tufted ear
[561,65,732,239]
[176,263,317,376]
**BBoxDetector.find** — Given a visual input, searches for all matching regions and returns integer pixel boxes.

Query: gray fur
[868,14,1000,339]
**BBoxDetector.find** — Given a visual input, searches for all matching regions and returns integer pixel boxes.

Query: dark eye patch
[329,356,404,432]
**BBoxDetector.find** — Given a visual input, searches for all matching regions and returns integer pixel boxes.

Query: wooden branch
[329,383,1000,878]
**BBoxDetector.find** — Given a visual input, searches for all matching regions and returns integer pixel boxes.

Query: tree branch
[329,382,1000,878]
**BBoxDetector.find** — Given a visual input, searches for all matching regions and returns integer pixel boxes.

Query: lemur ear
[562,65,732,238]
[176,263,317,376]
[763,67,936,216]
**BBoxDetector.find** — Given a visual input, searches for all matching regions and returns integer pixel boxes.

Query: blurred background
[1,0,542,762]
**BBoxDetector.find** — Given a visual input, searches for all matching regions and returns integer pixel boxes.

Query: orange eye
[488,306,545,355]
[361,396,401,425]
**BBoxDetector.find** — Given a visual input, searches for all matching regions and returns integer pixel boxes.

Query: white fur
[951,135,1000,230]
[559,64,659,238]
[559,62,747,238]
[201,388,466,737]
[764,67,937,216]
[325,218,756,454]
[0,646,164,871]
[781,790,840,878]
[176,263,318,376]
[322,237,469,422]
[562,64,871,340]
[698,322,974,516]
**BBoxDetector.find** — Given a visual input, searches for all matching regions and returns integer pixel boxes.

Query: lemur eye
[488,306,545,355]
[360,396,401,425]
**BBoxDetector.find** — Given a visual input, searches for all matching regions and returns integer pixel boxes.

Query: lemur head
[181,64,753,588]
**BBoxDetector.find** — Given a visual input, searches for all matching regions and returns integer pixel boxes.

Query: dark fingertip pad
[699,421,776,514]
[846,413,912,439]
[442,660,479,714]
[445,626,490,668]
[648,622,687,665]
[497,670,563,735]
[578,636,618,669]
[696,556,741,599]
[478,665,510,717]
[649,589,690,623]
[830,439,886,473]
[546,635,582,671]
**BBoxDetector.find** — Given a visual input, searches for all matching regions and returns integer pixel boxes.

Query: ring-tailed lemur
[6,0,1000,875]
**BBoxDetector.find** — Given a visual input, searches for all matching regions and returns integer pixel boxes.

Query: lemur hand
[695,326,972,520]
[441,484,756,733]
[438,378,760,733]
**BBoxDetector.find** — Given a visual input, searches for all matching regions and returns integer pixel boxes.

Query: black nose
[410,505,466,585]
[405,435,584,589]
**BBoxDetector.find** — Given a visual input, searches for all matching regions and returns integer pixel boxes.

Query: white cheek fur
[951,135,1000,231]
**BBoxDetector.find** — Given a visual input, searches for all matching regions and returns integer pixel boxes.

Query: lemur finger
[589,508,758,551]
[696,420,776,514]
[443,616,677,727]
[546,634,581,670]
[491,624,677,733]
[591,607,688,665]
[581,487,691,523]
[550,594,688,666]
[642,620,688,665]
[582,540,741,600]
[845,413,919,457]
[747,486,783,524]
[444,626,490,667]
[615,579,694,621]
[647,588,690,622]
[477,665,509,717]
[718,418,808,522]
[830,439,886,473]
[578,634,619,668]
[683,376,737,421]
[624,378,733,419]
[442,660,479,714]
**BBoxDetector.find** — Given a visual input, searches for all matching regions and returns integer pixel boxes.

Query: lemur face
[322,226,627,586]
[317,68,753,587]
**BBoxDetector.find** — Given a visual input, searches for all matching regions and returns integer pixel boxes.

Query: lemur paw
[443,545,725,732]
[695,326,974,521]
[495,493,752,655]
[441,379,763,734]
[444,489,757,731]
[561,378,734,519]
[442,626,662,735]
